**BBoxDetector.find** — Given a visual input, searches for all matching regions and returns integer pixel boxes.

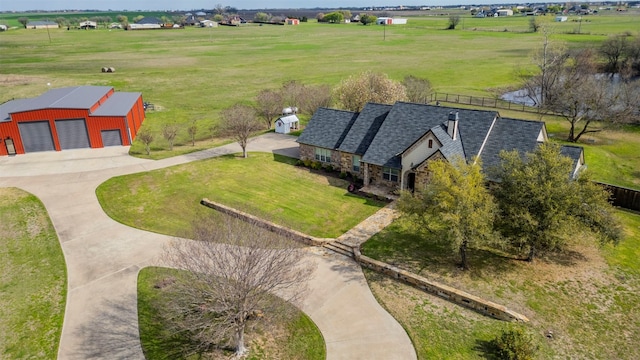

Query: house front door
[407,172,416,192]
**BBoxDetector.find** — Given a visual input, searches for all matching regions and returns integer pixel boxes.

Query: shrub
[323,164,334,172]
[303,159,312,167]
[311,161,322,170]
[295,159,304,166]
[339,172,347,179]
[491,327,539,360]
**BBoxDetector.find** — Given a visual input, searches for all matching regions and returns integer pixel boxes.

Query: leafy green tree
[254,12,270,22]
[493,143,622,261]
[18,17,29,28]
[334,71,406,112]
[116,14,128,25]
[398,157,497,270]
[360,13,377,25]
[491,326,539,360]
[323,12,344,23]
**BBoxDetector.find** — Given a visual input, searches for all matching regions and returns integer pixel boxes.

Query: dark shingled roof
[92,92,142,116]
[337,103,391,155]
[296,107,358,149]
[431,124,465,161]
[560,145,585,175]
[478,118,545,169]
[7,86,113,113]
[362,103,498,169]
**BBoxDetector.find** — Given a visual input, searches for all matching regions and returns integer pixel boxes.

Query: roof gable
[91,92,141,116]
[296,108,358,149]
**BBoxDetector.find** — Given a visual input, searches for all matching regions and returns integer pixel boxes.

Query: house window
[382,167,399,182]
[352,155,361,172]
[315,148,331,163]
[428,139,433,148]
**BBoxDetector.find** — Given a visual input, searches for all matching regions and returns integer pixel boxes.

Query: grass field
[2,12,638,155]
[138,267,325,360]
[0,188,66,359]
[362,209,640,359]
[96,153,384,238]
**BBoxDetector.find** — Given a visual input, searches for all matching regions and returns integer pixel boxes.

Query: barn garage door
[55,119,90,150]
[101,130,122,147]
[18,121,55,153]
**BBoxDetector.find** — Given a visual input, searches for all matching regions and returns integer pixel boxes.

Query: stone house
[297,102,584,193]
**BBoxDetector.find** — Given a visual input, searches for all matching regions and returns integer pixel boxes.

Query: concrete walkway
[0,133,415,360]
[336,202,400,248]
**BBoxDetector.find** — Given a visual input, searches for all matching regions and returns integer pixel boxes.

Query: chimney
[447,111,458,140]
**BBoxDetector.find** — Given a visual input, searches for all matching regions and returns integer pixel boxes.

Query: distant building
[26,21,59,29]
[496,9,514,16]
[376,17,408,25]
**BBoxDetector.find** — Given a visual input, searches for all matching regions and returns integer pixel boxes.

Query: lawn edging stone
[353,247,529,323]
[200,198,327,246]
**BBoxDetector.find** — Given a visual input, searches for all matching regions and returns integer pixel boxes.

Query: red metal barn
[0,86,145,156]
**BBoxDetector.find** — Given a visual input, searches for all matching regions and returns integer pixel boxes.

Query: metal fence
[430,92,539,114]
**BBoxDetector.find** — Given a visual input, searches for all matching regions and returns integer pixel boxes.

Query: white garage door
[18,121,55,153]
[55,119,90,150]
[101,130,123,147]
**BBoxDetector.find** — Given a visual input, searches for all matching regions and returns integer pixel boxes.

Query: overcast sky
[2,0,516,12]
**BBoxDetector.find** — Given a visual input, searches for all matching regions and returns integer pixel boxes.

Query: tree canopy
[398,157,497,270]
[493,143,622,261]
[333,71,406,112]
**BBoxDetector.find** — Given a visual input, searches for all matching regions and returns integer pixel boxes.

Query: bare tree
[136,128,154,155]
[18,17,29,28]
[188,120,198,146]
[221,104,262,158]
[298,84,332,115]
[402,75,432,104]
[599,34,628,74]
[447,15,460,30]
[162,123,180,151]
[280,80,305,111]
[161,216,314,357]
[334,71,407,112]
[255,89,283,129]
[541,49,639,141]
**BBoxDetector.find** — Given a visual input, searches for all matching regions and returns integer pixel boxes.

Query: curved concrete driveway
[0,133,416,360]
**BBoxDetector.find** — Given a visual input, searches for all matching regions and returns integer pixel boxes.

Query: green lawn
[138,267,325,359]
[0,188,66,359]
[362,209,640,359]
[96,153,384,238]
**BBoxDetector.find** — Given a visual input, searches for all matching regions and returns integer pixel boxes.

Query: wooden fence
[597,182,640,212]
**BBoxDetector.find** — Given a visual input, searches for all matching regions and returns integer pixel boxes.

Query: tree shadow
[271,153,298,165]
[540,248,588,267]
[474,339,499,360]
[71,294,146,360]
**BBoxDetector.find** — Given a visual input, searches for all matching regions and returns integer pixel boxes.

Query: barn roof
[7,86,113,114]
[92,92,142,116]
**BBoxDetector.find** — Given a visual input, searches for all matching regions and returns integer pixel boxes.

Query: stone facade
[299,144,341,169]
[368,164,400,190]
[339,152,363,179]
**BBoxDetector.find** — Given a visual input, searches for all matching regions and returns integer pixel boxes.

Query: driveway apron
[0,133,416,360]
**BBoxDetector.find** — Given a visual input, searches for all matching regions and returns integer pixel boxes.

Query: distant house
[184,15,200,26]
[556,16,568,22]
[128,17,163,30]
[0,24,7,31]
[376,17,408,25]
[200,20,218,27]
[275,114,300,134]
[79,21,97,29]
[297,102,584,192]
[286,18,300,25]
[26,21,59,29]
[497,9,514,16]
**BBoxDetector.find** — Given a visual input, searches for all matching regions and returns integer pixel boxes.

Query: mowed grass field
[1,12,638,153]
[0,188,66,359]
